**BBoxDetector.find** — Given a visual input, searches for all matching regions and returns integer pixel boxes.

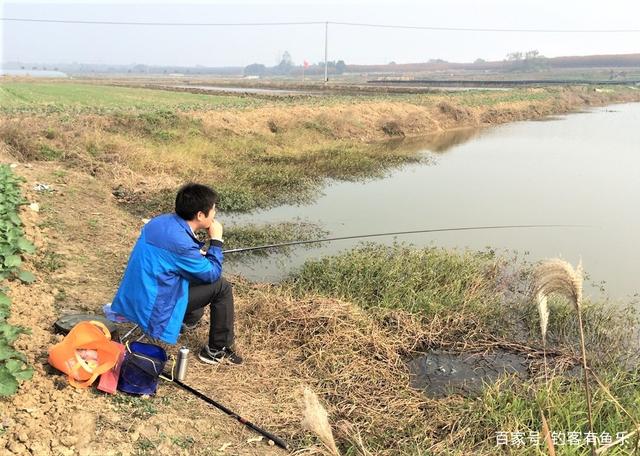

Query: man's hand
[208,219,223,240]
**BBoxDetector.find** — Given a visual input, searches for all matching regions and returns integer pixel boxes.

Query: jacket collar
[173,213,200,243]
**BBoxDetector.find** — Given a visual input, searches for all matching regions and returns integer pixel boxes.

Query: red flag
[303,60,309,69]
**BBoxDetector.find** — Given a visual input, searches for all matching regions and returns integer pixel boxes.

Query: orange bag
[48,320,122,388]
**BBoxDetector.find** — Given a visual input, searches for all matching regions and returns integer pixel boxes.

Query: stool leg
[120,324,140,343]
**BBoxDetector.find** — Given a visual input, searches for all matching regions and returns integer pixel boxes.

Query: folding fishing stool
[102,303,158,344]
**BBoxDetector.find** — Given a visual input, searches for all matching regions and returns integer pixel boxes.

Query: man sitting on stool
[111,183,242,364]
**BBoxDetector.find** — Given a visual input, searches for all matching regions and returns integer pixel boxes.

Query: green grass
[0,81,408,114]
[289,244,639,352]
[224,221,328,256]
[0,81,568,115]
[516,295,639,359]
[116,139,424,215]
[445,370,640,454]
[1,81,637,115]
[105,109,206,143]
[450,88,554,107]
[289,243,502,318]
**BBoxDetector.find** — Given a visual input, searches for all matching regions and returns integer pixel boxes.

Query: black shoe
[198,346,243,365]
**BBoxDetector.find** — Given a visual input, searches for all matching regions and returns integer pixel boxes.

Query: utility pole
[324,21,328,83]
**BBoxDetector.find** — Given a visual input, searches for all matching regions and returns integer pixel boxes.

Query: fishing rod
[117,343,288,448]
[222,224,587,254]
[112,359,289,450]
[161,373,288,450]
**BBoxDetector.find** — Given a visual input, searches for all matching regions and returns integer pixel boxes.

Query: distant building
[0,69,69,78]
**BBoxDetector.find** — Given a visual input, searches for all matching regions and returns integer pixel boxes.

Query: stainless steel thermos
[175,346,189,381]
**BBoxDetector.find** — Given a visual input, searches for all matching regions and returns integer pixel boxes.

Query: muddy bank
[0,160,286,456]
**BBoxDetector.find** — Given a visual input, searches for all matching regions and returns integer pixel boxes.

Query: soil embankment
[190,86,640,141]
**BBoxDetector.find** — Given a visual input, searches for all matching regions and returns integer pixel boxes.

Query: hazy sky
[2,0,640,66]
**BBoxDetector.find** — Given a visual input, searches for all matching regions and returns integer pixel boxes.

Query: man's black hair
[175,183,219,220]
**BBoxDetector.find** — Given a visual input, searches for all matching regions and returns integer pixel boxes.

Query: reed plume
[301,387,340,456]
[532,258,594,455]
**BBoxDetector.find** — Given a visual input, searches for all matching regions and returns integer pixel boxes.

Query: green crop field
[0,81,260,114]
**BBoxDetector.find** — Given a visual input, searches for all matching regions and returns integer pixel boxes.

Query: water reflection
[225,103,640,300]
[382,127,483,155]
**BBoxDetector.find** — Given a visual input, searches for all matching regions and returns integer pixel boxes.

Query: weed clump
[289,243,502,320]
[43,128,57,140]
[437,101,472,121]
[34,249,65,272]
[267,119,279,133]
[224,222,327,255]
[113,187,175,218]
[215,184,258,213]
[303,120,335,137]
[381,120,405,137]
[0,121,38,160]
[38,145,64,161]
[108,109,202,142]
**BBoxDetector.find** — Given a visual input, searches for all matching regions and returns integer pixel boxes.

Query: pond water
[406,350,530,397]
[225,103,640,301]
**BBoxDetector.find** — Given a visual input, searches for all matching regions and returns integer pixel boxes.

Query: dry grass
[175,278,578,454]
[179,282,432,454]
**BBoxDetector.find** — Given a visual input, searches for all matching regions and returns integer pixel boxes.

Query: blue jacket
[111,213,224,344]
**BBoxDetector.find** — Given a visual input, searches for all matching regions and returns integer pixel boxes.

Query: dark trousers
[184,277,235,349]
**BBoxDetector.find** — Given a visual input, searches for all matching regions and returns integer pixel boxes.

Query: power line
[331,21,640,33]
[0,18,325,26]
[2,17,640,33]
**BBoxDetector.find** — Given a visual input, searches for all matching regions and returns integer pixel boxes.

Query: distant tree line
[504,49,548,71]
[6,52,640,77]
[244,51,346,77]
